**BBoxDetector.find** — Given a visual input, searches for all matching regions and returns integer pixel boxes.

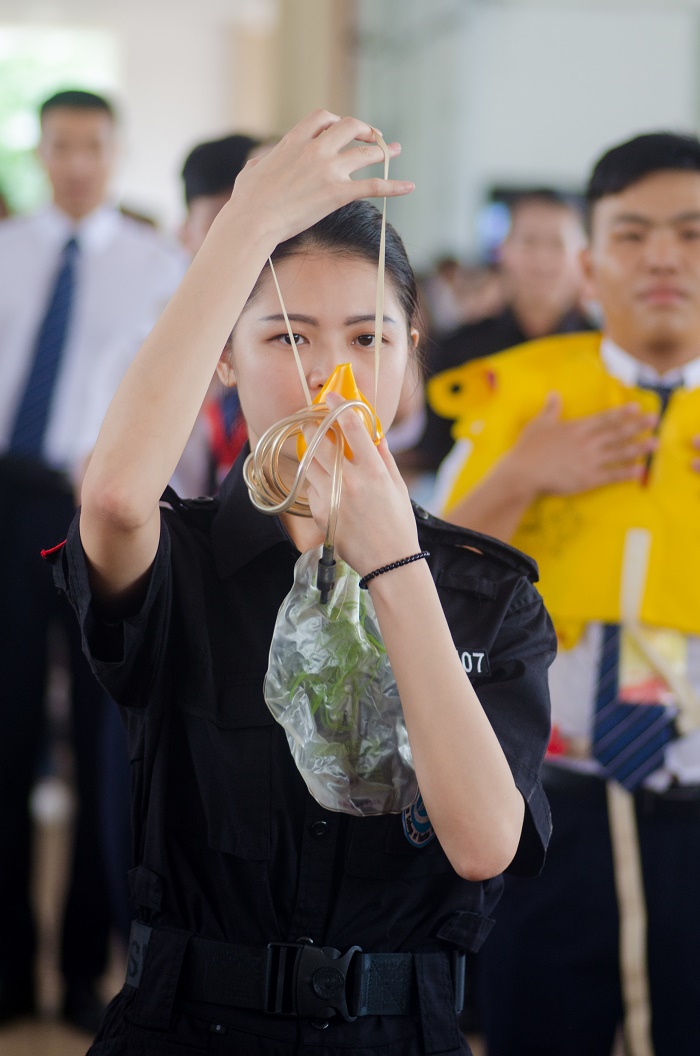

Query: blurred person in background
[413,189,591,476]
[172,132,261,498]
[0,88,184,1032]
[429,131,700,1056]
[418,257,504,340]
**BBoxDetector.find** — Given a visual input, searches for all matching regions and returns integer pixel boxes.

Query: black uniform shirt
[53,453,554,958]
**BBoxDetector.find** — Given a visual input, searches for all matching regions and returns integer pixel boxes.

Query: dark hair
[586,132,700,214]
[260,200,419,329]
[182,134,260,206]
[510,187,581,216]
[40,89,115,122]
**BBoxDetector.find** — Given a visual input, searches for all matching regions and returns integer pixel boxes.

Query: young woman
[51,111,554,1055]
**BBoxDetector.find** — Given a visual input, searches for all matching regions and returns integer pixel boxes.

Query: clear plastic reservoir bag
[264,547,417,816]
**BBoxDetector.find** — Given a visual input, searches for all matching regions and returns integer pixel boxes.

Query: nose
[645,227,681,272]
[306,341,347,395]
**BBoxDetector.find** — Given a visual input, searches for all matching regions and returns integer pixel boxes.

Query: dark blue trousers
[475,768,700,1056]
[0,462,113,986]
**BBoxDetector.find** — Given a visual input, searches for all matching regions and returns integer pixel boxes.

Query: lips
[640,286,687,304]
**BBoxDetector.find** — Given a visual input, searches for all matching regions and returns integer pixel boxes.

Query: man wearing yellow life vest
[429,133,700,1056]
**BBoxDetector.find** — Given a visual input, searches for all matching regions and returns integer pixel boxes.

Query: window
[0,27,119,214]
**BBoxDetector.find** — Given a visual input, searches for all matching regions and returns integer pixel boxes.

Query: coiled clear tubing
[243,399,381,560]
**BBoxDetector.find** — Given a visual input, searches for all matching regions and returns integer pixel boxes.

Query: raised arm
[79,112,413,605]
[304,393,541,880]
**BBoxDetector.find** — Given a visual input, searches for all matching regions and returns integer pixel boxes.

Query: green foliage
[287,590,389,779]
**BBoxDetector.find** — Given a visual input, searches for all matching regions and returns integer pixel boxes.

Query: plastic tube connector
[317,544,337,604]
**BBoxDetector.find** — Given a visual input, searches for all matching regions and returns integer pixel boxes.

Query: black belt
[542,762,700,818]
[126,922,465,1022]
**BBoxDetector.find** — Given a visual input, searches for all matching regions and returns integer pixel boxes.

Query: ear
[580,245,594,288]
[216,340,237,387]
[405,328,423,395]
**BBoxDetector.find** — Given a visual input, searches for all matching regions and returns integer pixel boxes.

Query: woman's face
[221,249,415,450]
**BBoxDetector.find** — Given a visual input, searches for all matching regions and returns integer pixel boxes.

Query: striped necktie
[592,378,681,788]
[592,624,676,790]
[8,236,79,457]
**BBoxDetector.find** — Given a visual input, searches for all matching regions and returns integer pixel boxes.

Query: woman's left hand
[303,391,420,576]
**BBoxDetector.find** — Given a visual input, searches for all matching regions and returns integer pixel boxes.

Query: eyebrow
[259,312,398,326]
[611,211,700,226]
[259,313,318,326]
[344,313,398,326]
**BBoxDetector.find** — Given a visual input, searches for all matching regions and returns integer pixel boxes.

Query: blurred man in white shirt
[0,89,184,1033]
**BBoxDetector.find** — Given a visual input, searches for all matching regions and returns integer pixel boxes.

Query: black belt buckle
[265,941,361,1021]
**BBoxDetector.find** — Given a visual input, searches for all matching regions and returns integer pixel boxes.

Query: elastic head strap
[267,126,390,411]
[267,256,312,406]
[372,128,390,409]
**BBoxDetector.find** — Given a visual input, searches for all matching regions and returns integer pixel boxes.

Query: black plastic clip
[265,941,362,1021]
[317,543,337,604]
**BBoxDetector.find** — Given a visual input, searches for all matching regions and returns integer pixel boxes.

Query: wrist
[364,548,433,600]
[215,198,280,259]
[359,550,430,590]
[499,447,546,503]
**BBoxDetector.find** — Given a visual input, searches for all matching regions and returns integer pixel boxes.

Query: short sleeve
[52,511,173,708]
[476,578,555,877]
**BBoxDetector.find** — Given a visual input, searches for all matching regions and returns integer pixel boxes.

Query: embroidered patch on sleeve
[459,649,490,676]
[402,791,435,847]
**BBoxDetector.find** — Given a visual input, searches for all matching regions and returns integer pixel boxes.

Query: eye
[680,227,700,241]
[614,230,644,243]
[354,333,376,347]
[275,332,305,346]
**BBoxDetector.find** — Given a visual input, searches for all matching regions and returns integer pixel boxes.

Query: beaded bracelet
[358,550,430,590]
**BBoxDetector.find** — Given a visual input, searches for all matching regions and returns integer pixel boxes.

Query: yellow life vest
[427,332,700,642]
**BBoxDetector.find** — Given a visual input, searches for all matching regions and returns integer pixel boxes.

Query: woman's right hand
[228,110,415,246]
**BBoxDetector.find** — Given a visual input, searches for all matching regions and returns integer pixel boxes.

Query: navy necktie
[637,378,680,482]
[9,236,79,457]
[638,379,678,415]
[592,624,676,790]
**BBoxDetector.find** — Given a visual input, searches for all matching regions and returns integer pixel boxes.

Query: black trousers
[475,769,700,1056]
[0,465,112,985]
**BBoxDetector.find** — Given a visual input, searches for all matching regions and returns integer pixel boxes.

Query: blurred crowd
[2,85,699,1056]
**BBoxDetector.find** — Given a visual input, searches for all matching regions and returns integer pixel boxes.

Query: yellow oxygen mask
[296,362,383,461]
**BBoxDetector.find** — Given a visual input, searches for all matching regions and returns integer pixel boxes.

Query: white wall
[357,0,700,268]
[468,8,697,201]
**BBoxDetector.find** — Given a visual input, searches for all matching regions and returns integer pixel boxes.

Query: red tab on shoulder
[41,540,66,561]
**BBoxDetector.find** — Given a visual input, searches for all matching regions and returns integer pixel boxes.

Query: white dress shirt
[549,338,700,787]
[0,203,186,477]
